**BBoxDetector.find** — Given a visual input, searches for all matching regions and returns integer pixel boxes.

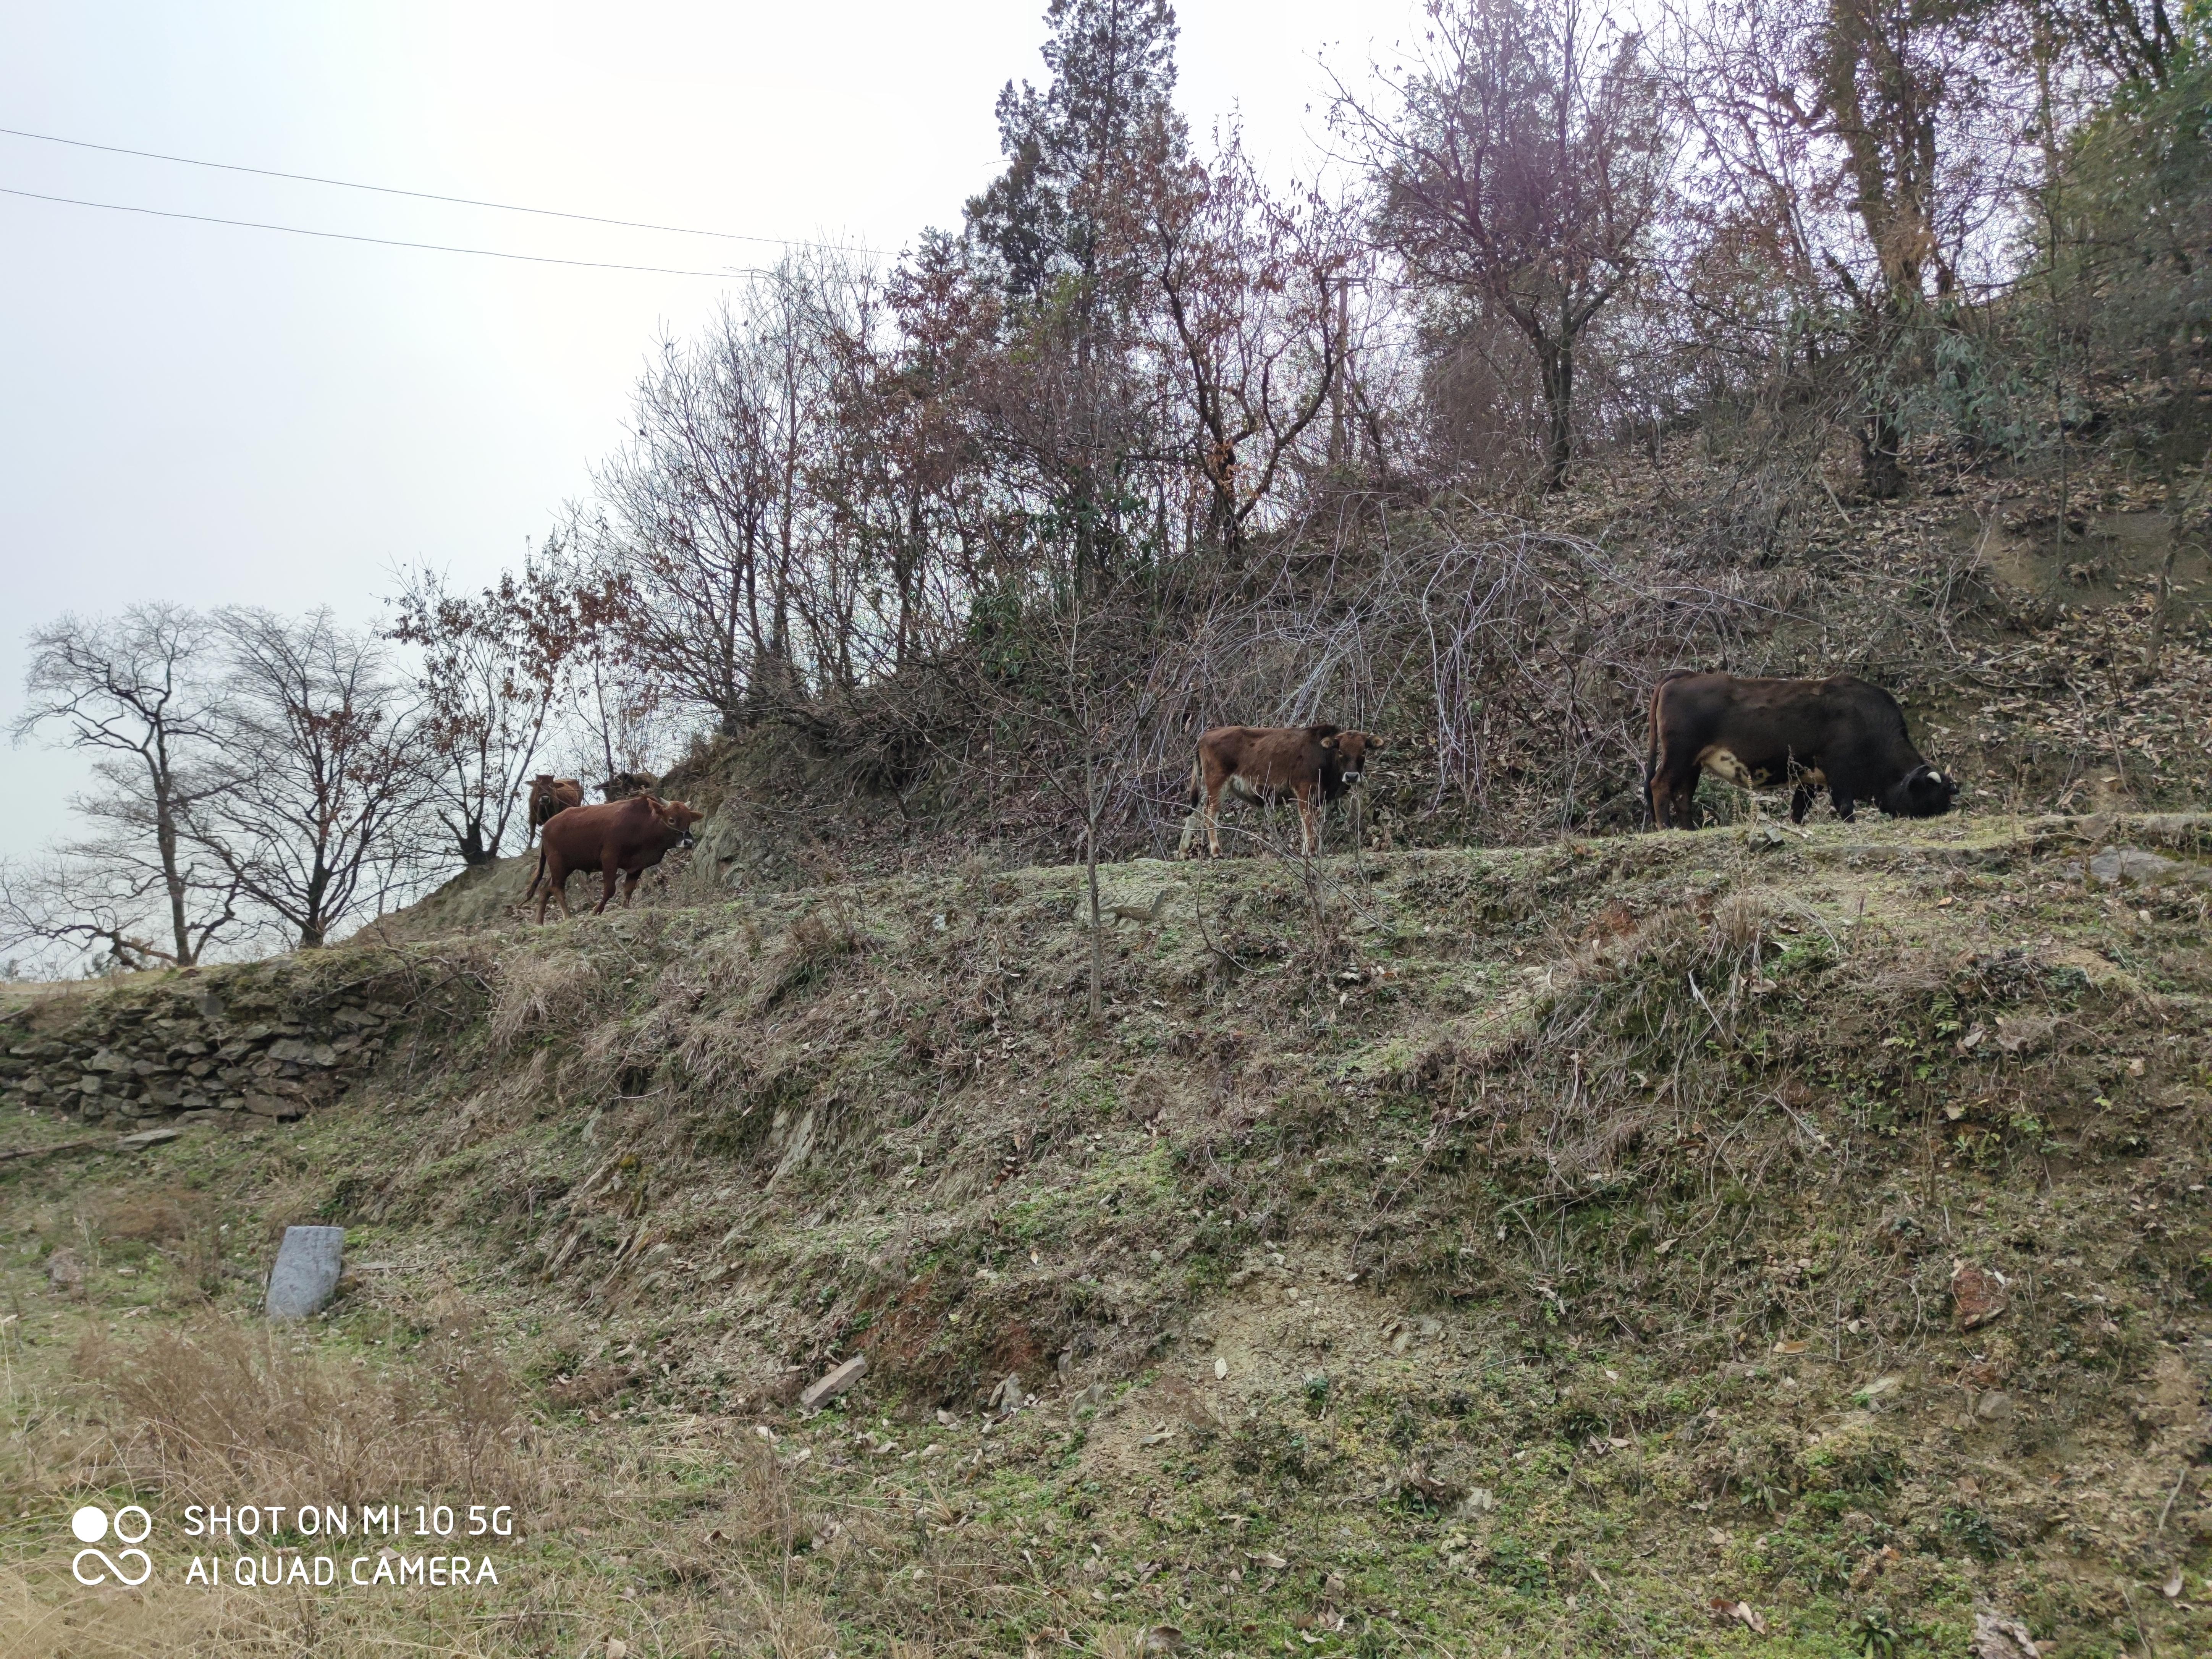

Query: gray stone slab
[799,1354,867,1411]
[265,1225,346,1319]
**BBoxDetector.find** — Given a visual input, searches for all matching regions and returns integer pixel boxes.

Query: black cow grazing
[1645,672,1955,829]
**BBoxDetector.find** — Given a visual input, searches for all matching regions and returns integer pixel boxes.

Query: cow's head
[1322,731,1381,785]
[1886,763,1957,819]
[654,798,704,849]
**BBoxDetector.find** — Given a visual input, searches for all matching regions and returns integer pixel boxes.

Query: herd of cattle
[517,673,1956,921]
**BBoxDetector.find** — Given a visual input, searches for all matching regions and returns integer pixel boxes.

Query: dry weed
[489,948,611,1051]
[73,1319,527,1510]
[96,1190,192,1245]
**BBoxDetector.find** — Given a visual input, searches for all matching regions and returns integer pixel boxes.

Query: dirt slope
[5,813,2211,1656]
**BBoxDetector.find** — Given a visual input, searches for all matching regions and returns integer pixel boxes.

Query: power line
[0,183,760,276]
[0,124,894,257]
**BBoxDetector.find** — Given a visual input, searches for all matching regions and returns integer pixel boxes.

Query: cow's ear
[1319,733,1339,750]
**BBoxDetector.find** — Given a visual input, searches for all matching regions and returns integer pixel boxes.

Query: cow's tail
[1184,753,1203,810]
[1644,670,1692,825]
[523,842,547,902]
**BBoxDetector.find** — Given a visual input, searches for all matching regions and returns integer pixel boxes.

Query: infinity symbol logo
[73,1547,153,1587]
[69,1504,154,1586]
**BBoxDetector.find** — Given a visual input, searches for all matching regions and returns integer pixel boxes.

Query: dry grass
[8,816,2209,1656]
[0,1310,849,1659]
[488,948,613,1052]
[68,1319,524,1511]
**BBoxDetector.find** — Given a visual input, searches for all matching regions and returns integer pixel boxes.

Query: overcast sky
[0,0,1393,865]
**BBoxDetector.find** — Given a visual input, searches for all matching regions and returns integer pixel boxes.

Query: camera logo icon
[70,1504,153,1586]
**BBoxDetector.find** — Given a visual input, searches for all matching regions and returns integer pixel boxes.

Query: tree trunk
[157,804,192,966]
[1538,338,1575,491]
[458,826,496,867]
[300,866,330,950]
[1859,407,1907,500]
[1085,750,1104,1020]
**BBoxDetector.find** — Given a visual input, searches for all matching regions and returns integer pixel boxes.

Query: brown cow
[597,769,660,802]
[1644,671,1956,829]
[526,794,703,922]
[1178,724,1381,859]
[526,775,584,843]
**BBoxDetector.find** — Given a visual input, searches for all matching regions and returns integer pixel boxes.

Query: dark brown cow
[526,794,704,922]
[597,769,660,802]
[1645,672,1956,830]
[526,775,584,843]
[1179,724,1381,859]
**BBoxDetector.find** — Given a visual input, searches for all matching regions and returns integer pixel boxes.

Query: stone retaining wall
[2,971,410,1129]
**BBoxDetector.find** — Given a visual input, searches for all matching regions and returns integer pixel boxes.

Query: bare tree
[388,545,607,866]
[0,854,236,975]
[10,605,241,967]
[812,234,996,676]
[1154,127,1352,556]
[1337,0,1673,489]
[564,613,669,796]
[184,609,432,949]
[982,580,1156,1019]
[592,259,863,733]
[1662,0,2031,496]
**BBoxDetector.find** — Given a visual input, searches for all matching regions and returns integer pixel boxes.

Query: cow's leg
[595,854,620,914]
[550,868,576,922]
[1673,764,1703,828]
[1203,781,1224,859]
[620,870,642,908]
[1830,790,1856,822]
[1790,785,1815,823]
[535,867,553,925]
[1296,783,1319,856]
[1651,764,1693,830]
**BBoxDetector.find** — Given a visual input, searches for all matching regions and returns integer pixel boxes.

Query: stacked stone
[0,983,400,1128]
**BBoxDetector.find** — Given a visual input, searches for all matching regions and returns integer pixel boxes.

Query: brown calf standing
[1179,724,1380,858]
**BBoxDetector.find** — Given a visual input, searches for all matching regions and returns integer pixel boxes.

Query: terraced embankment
[3,813,2210,1657]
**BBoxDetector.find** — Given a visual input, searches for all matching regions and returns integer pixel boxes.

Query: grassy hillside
[5,811,2211,1656]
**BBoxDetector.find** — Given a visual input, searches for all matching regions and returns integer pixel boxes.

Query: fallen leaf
[1214,1357,1228,1380]
[1249,1551,1288,1570]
